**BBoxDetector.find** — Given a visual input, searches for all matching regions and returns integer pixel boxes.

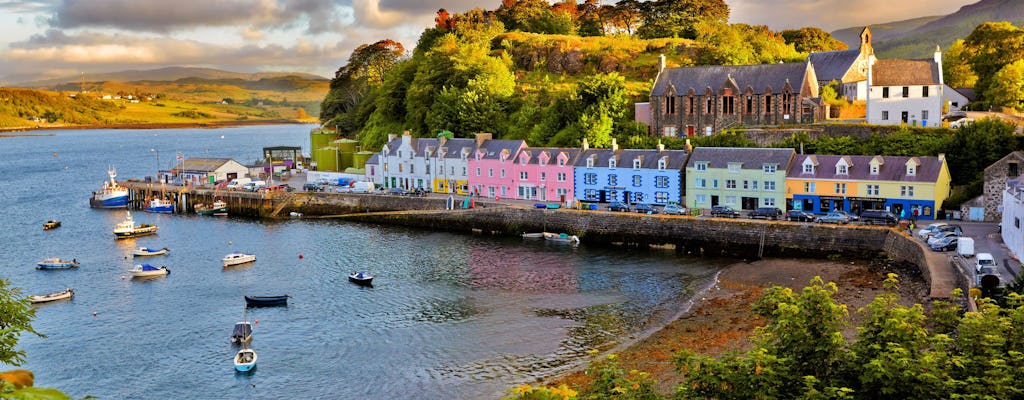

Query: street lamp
[150,148,160,179]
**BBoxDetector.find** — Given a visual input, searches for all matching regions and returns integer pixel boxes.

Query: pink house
[511,147,581,202]
[467,134,526,199]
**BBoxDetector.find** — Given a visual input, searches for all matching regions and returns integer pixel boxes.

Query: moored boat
[113,211,158,239]
[129,263,169,278]
[143,198,175,213]
[543,232,580,244]
[29,288,74,304]
[196,199,228,216]
[233,347,257,372]
[230,321,253,345]
[348,271,374,286]
[36,257,79,270]
[244,295,288,308]
[132,247,169,257]
[521,232,545,239]
[223,253,256,267]
[89,166,129,208]
[43,220,61,230]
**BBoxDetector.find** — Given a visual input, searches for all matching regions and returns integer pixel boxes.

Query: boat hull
[114,226,158,239]
[129,267,169,278]
[234,349,257,372]
[223,254,256,267]
[143,205,174,213]
[348,274,374,286]
[29,289,74,304]
[244,295,288,308]
[43,221,61,230]
[133,248,168,256]
[89,195,129,208]
[36,262,78,270]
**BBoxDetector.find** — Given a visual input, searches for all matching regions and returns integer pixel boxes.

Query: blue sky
[0,0,972,83]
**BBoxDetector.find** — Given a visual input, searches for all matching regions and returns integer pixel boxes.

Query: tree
[529,73,630,148]
[943,39,977,89]
[636,0,730,40]
[943,117,1018,184]
[781,27,848,53]
[0,279,43,366]
[985,59,1024,111]
[601,0,642,35]
[963,22,1024,103]
[496,0,573,34]
[320,39,405,131]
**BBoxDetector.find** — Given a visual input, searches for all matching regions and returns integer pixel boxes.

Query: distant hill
[8,66,327,88]
[832,0,1024,59]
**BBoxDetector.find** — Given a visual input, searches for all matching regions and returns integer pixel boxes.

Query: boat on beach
[43,220,61,230]
[36,257,79,270]
[133,247,169,256]
[29,288,74,304]
[129,263,169,278]
[113,211,158,239]
[244,295,288,308]
[144,198,175,213]
[223,253,256,267]
[195,199,228,216]
[543,232,580,244]
[89,166,129,208]
[348,271,374,286]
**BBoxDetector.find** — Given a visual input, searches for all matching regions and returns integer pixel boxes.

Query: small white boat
[543,232,580,244]
[113,211,158,239]
[143,198,175,213]
[29,288,74,304]
[348,271,374,286]
[36,257,79,270]
[129,263,169,278]
[132,247,169,257]
[223,253,256,267]
[234,347,257,372]
[521,232,545,239]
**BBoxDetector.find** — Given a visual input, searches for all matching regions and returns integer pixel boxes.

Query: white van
[226,177,251,190]
[957,237,975,258]
[351,181,375,193]
[242,180,267,191]
[975,252,999,286]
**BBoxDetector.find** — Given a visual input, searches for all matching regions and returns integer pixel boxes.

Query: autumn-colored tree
[600,0,642,35]
[985,59,1024,111]
[635,0,729,40]
[781,27,848,53]
[963,21,1024,103]
[435,8,453,30]
[943,39,977,89]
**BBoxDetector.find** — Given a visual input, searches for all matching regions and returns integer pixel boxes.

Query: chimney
[657,140,664,152]
[581,137,589,151]
[938,153,945,162]
[611,138,618,151]
[388,133,397,142]
[475,132,492,148]
[934,45,944,86]
[659,54,666,73]
[684,139,693,152]
[401,130,412,147]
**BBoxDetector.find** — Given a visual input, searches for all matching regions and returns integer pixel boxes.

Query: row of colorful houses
[365,132,951,220]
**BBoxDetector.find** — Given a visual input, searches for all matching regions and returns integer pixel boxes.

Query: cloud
[376,0,493,16]
[728,0,970,31]
[0,0,52,13]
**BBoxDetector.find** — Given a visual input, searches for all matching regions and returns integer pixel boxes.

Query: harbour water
[0,125,730,399]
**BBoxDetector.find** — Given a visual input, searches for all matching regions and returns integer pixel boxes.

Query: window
[706,97,713,113]
[742,180,749,190]
[488,187,495,197]
[746,96,753,114]
[764,181,775,191]
[540,172,546,181]
[882,87,889,98]
[520,157,528,166]
[633,159,642,169]
[655,192,669,203]
[727,163,741,173]
[476,167,481,176]
[763,164,777,174]
[695,178,707,189]
[866,184,879,196]
[635,193,645,202]
[557,172,566,182]
[804,182,815,193]
[557,188,567,197]
[902,86,909,97]
[726,179,737,189]
[922,86,929,97]
[712,179,719,189]
[500,169,506,178]
[501,186,506,196]
[870,165,878,174]
[451,166,455,175]
[584,173,597,185]
[609,159,617,168]
[835,183,847,194]
[751,181,759,190]
[1009,162,1019,178]
[488,168,493,177]
[882,111,889,120]
[695,162,708,172]
[461,167,466,175]
[688,97,695,114]
[663,126,677,137]
[584,189,597,199]
[658,159,667,170]
[608,175,618,186]
[586,157,594,168]
[723,95,734,114]
[520,171,528,180]
[922,110,929,120]
[837,164,848,174]
[695,194,707,204]
[656,176,669,188]
[410,164,414,173]
[725,196,737,205]
[907,165,916,176]
[665,96,676,115]
[632,175,641,187]
[901,185,915,197]
[763,197,776,206]
[558,158,565,167]
[783,92,792,115]
[765,94,772,113]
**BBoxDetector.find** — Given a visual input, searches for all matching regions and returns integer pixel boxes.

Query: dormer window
[520,156,528,166]
[695,162,708,172]
[762,164,777,174]
[727,162,741,173]
[633,159,642,169]
[803,164,814,173]
[837,165,848,175]
[609,158,617,169]
[658,158,667,170]
[871,165,879,174]
[558,157,566,167]
[907,165,916,176]
[586,156,595,168]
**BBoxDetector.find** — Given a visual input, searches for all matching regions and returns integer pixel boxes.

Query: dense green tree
[963,22,1024,103]
[695,22,803,65]
[496,0,574,34]
[985,59,1024,111]
[943,39,977,89]
[635,0,729,40]
[781,27,848,53]
[943,117,1018,184]
[860,128,949,157]
[0,278,43,366]
[320,39,405,132]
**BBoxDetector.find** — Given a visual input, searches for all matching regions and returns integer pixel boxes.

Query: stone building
[648,61,823,138]
[807,27,874,101]
[983,151,1024,222]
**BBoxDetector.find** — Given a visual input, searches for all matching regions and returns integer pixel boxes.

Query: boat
[143,198,175,213]
[223,253,256,267]
[132,247,169,256]
[195,199,228,216]
[230,321,253,345]
[543,232,580,244]
[233,347,257,372]
[36,258,79,270]
[29,288,74,304]
[521,232,545,239]
[129,263,169,278]
[348,271,374,286]
[113,211,158,239]
[244,295,288,308]
[43,220,61,230]
[89,166,129,208]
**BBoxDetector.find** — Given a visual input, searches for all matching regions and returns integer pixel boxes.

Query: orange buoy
[254,319,259,325]
[298,254,303,259]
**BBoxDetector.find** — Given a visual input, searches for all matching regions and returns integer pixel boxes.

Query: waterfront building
[169,158,248,186]
[648,59,822,137]
[1000,180,1024,260]
[786,154,951,219]
[574,140,689,205]
[685,147,794,211]
[511,147,582,202]
[866,47,944,127]
[467,134,528,199]
[365,153,381,186]
[424,137,476,195]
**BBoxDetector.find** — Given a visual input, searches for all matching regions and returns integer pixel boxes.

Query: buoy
[92,312,97,317]
[254,319,258,325]
[121,275,126,280]
[298,254,303,259]
[228,241,233,245]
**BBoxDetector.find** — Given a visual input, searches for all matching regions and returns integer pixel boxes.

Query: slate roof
[651,63,809,97]
[382,137,403,157]
[366,153,379,165]
[519,147,582,166]
[476,139,526,160]
[872,59,940,86]
[173,158,239,172]
[808,49,859,83]
[685,147,795,170]
[954,87,977,102]
[573,148,690,169]
[786,154,944,183]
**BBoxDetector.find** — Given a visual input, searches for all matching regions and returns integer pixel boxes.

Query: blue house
[573,139,689,205]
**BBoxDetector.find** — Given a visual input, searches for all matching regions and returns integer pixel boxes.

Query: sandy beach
[551,257,932,394]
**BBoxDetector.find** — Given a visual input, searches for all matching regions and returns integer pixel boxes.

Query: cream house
[866,47,944,127]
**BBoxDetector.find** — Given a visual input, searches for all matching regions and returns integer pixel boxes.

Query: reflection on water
[0,126,731,399]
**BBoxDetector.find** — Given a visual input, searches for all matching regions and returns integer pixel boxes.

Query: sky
[0,0,973,84]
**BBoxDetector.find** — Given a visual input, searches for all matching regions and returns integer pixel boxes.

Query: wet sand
[550,257,931,394]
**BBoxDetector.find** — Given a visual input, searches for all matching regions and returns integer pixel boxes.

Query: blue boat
[144,198,174,213]
[89,167,129,208]
[36,257,79,270]
[233,347,257,372]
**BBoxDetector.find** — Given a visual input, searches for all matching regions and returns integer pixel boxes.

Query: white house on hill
[866,47,944,127]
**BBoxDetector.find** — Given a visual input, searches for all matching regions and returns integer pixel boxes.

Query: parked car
[927,230,962,246]
[975,253,999,286]
[748,207,783,220]
[932,224,963,237]
[389,187,410,196]
[663,204,686,215]
[303,183,321,192]
[916,222,949,239]
[815,211,850,224]
[785,210,816,222]
[859,209,898,226]
[834,210,859,222]
[710,206,741,218]
[634,203,658,214]
[607,202,631,212]
[930,236,958,252]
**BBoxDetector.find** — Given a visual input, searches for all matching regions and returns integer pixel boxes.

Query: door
[901,111,908,123]
[599,190,607,203]
[686,126,695,137]
[711,195,719,206]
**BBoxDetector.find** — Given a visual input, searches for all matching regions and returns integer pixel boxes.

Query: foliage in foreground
[510,274,1024,399]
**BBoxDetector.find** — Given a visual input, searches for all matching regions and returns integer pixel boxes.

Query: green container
[353,151,373,169]
[309,129,339,151]
[334,138,358,170]
[313,146,338,171]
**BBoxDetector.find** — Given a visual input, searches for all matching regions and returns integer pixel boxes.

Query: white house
[169,158,248,185]
[375,132,478,193]
[943,86,973,113]
[365,153,382,186]
[1001,180,1024,261]
[866,47,944,127]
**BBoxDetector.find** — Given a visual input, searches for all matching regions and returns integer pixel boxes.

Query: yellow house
[786,154,951,219]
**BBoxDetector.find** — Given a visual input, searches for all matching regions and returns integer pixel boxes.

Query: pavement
[914,219,1018,286]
